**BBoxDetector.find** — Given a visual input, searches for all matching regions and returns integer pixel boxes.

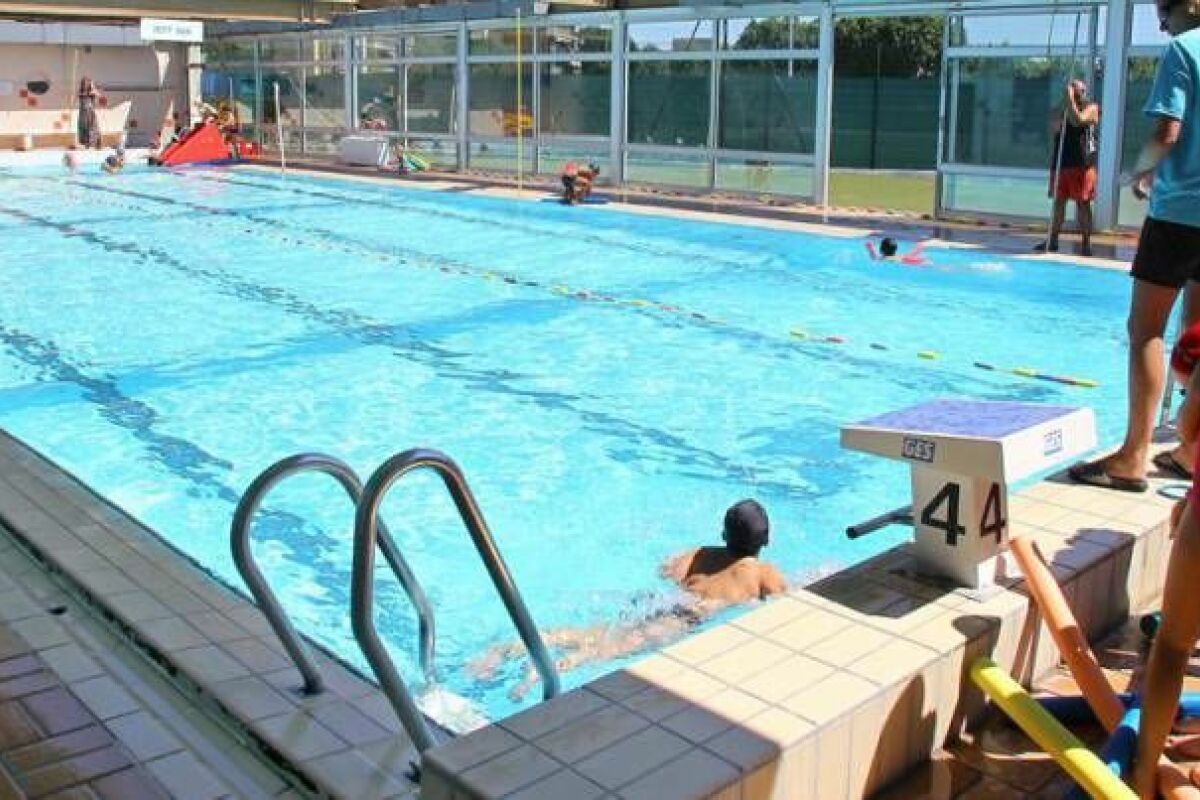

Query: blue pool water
[0,165,1130,721]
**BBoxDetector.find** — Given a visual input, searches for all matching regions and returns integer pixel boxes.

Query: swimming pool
[0,164,1129,721]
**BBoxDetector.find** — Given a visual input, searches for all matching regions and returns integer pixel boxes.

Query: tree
[733,15,943,78]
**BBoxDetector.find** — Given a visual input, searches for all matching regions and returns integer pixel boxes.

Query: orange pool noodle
[1009,536,1200,798]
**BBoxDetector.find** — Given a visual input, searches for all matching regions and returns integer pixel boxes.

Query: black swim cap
[881,237,898,257]
[724,499,770,557]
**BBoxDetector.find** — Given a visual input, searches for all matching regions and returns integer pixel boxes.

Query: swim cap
[724,499,769,556]
[880,237,899,257]
[1171,321,1200,384]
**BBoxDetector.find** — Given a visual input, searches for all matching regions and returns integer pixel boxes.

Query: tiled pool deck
[0,422,1181,799]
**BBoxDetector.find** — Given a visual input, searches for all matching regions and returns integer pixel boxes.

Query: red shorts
[1049,166,1097,202]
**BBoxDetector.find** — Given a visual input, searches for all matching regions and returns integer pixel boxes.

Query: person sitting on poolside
[866,236,930,266]
[469,499,786,700]
[101,146,125,175]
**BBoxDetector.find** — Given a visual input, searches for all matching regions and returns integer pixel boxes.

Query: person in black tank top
[1036,80,1100,256]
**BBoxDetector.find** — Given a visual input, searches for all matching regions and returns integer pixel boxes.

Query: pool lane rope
[787,327,1099,388]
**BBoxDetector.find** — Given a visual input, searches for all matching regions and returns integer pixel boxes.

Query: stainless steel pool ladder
[351,448,560,754]
[231,453,436,695]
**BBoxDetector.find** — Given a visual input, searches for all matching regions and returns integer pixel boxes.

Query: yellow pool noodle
[1013,367,1036,377]
[969,658,1136,800]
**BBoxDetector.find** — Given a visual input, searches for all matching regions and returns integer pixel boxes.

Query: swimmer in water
[101,146,126,175]
[469,500,786,700]
[866,236,930,266]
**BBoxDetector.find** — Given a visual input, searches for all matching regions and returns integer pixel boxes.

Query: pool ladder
[230,448,560,756]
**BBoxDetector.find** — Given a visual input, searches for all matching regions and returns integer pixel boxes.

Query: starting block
[841,399,1096,590]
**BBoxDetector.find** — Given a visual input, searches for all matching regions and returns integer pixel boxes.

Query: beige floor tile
[697,638,791,684]
[503,768,606,800]
[740,736,817,800]
[575,725,693,789]
[106,711,182,761]
[70,675,139,721]
[849,639,939,685]
[623,654,686,686]
[804,624,893,668]
[256,710,347,761]
[812,718,851,799]
[305,749,412,798]
[534,703,649,765]
[209,675,295,722]
[782,672,877,726]
[422,724,523,775]
[172,645,250,684]
[460,744,560,799]
[764,608,850,653]
[739,654,834,705]
[905,614,996,655]
[731,598,811,636]
[615,747,739,800]
[662,627,753,667]
[145,751,230,800]
[38,644,102,684]
[139,617,209,652]
[501,688,609,741]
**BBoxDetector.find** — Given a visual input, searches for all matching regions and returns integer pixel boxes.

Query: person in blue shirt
[1069,0,1200,496]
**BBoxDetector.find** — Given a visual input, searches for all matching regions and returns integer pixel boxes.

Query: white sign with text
[140,18,204,43]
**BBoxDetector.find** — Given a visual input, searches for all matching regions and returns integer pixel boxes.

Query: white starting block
[338,135,391,167]
[841,399,1097,590]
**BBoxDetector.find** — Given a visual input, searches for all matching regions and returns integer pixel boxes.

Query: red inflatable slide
[153,120,244,167]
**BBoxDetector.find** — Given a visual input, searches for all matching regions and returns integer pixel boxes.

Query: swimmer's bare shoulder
[659,548,700,582]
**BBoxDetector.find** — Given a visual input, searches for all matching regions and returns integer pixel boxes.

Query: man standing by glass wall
[1037,79,1099,256]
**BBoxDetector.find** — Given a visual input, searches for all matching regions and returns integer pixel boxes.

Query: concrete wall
[0,27,189,150]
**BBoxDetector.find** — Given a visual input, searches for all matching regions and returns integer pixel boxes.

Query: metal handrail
[846,504,914,540]
[231,453,436,695]
[351,448,560,754]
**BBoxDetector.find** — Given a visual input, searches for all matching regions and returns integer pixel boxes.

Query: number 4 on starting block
[842,400,1096,590]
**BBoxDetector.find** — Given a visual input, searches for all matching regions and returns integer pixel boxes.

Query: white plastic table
[841,399,1097,589]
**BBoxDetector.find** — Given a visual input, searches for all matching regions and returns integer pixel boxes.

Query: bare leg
[1133,504,1200,799]
[1077,201,1093,256]
[1169,284,1200,473]
[1093,280,1181,480]
[1048,197,1067,250]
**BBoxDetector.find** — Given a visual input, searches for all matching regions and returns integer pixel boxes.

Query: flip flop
[1153,450,1194,480]
[1067,460,1149,493]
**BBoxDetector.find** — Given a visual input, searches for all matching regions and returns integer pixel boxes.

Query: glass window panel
[947,56,1082,168]
[1123,56,1159,171]
[625,150,709,187]
[715,158,812,196]
[1132,3,1170,46]
[719,59,815,154]
[539,24,611,55]
[203,39,255,64]
[468,63,533,137]
[310,37,347,62]
[540,61,611,136]
[201,67,258,130]
[627,60,710,147]
[941,171,1048,217]
[259,68,303,127]
[405,63,457,134]
[628,20,713,53]
[404,31,459,58]
[469,27,533,56]
[361,35,400,61]
[305,66,346,128]
[950,13,1091,47]
[303,130,342,154]
[538,145,609,176]
[467,140,534,172]
[259,37,301,62]
[1119,185,1149,228]
[722,17,818,51]
[357,65,399,131]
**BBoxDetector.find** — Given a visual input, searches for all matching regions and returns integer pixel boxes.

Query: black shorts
[1130,217,1200,289]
